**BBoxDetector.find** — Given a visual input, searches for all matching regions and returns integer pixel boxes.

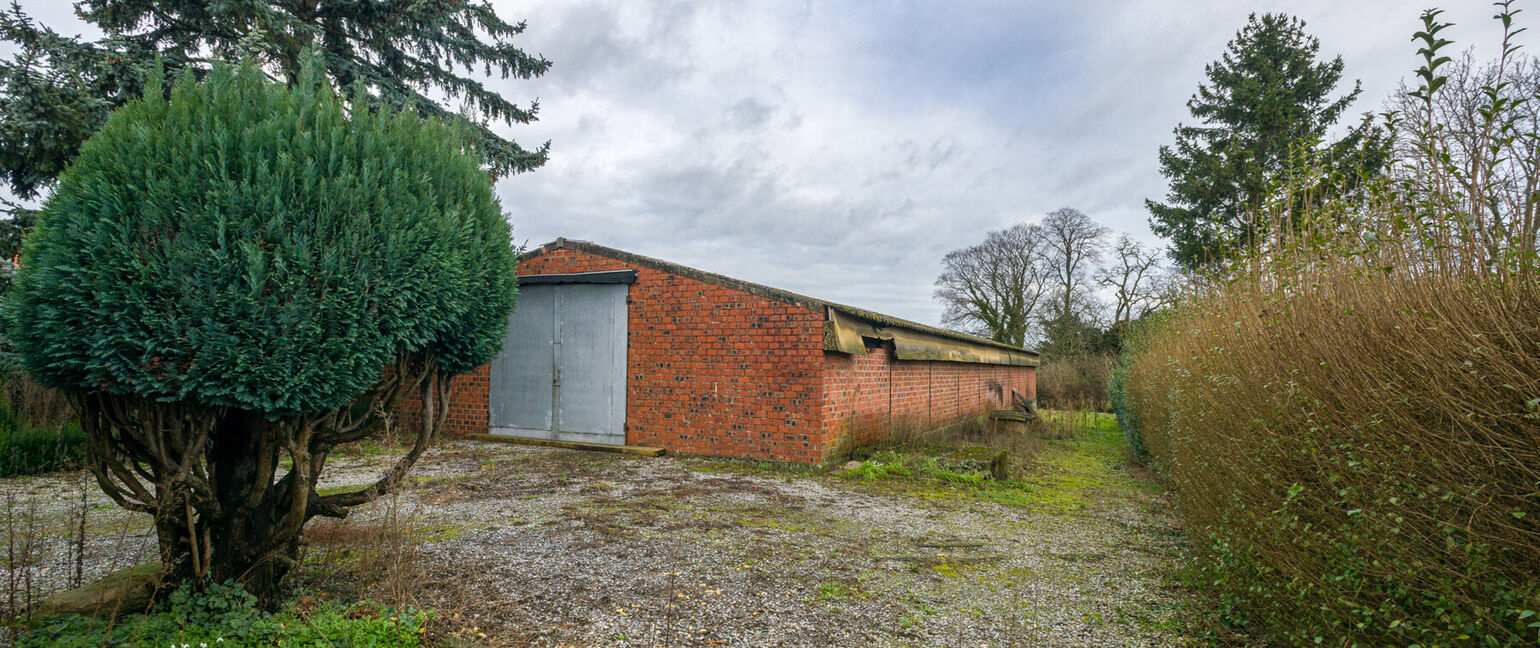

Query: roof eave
[519,238,1041,361]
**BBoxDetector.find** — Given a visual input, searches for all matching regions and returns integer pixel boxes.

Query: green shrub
[0,378,84,476]
[3,53,518,595]
[9,58,516,414]
[1106,360,1144,465]
[18,581,427,648]
[0,421,85,477]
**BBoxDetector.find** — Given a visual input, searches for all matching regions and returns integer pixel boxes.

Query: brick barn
[431,238,1039,464]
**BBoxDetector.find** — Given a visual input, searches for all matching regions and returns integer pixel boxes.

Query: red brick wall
[404,245,1038,465]
[516,248,832,463]
[392,364,489,437]
[821,342,1035,453]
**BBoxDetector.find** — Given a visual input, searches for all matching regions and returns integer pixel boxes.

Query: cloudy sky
[5,1,1533,325]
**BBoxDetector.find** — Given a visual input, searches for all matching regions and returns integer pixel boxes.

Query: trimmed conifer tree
[6,54,517,599]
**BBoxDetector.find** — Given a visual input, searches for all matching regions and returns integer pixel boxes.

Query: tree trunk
[207,410,296,603]
[74,353,448,607]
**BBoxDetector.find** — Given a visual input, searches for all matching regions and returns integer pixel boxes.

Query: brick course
[404,246,1037,464]
[821,344,1035,452]
[391,364,489,438]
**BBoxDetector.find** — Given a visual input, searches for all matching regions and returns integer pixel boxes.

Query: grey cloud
[6,0,1532,327]
[725,98,774,129]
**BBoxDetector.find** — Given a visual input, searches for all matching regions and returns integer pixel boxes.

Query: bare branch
[934,222,1051,347]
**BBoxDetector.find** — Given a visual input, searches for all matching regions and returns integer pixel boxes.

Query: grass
[815,581,852,601]
[840,411,1162,516]
[17,582,428,648]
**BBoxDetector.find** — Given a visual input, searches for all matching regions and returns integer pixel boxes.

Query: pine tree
[1146,13,1388,268]
[0,0,549,254]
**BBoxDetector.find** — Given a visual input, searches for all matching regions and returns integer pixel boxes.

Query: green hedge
[0,422,85,477]
[0,392,84,477]
[1106,359,1145,465]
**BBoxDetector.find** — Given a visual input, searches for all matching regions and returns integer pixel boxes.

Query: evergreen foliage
[0,0,548,257]
[1146,13,1390,269]
[4,55,516,600]
[10,58,515,415]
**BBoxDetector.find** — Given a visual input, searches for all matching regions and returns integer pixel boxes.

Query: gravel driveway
[2,423,1193,647]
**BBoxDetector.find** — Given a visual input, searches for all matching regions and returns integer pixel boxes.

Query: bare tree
[1389,49,1540,256]
[1041,207,1109,323]
[1097,235,1167,326]
[933,223,1051,347]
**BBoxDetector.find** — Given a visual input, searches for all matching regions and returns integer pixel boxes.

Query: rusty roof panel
[824,310,1038,367]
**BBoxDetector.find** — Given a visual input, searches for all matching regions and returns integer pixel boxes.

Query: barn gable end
[406,239,1038,464]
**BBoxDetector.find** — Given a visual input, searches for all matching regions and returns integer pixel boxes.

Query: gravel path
[1,425,1193,647]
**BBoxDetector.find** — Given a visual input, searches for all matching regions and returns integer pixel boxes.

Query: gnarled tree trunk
[71,351,452,604]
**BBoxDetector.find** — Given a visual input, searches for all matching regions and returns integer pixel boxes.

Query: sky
[3,1,1533,325]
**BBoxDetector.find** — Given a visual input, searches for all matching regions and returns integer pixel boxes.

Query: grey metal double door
[489,281,628,445]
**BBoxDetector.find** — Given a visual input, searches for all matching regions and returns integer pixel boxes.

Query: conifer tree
[7,55,517,600]
[0,0,550,256]
[1146,13,1388,268]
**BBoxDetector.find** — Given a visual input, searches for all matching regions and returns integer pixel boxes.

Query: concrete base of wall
[468,434,666,457]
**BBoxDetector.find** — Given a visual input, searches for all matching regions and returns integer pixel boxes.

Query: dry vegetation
[0,374,73,432]
[1121,10,1540,645]
[1035,353,1115,413]
[1128,239,1539,644]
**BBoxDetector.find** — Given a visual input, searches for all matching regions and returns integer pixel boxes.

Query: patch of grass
[976,483,1084,513]
[832,412,1171,522]
[842,452,915,481]
[931,467,983,485]
[838,416,1126,513]
[816,581,851,601]
[839,451,991,484]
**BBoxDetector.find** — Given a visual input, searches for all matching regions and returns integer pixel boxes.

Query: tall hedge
[1126,253,1540,645]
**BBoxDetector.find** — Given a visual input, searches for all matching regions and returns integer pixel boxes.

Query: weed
[816,581,851,601]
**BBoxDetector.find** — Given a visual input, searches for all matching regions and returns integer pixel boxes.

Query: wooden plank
[989,409,1031,422]
[468,434,666,457]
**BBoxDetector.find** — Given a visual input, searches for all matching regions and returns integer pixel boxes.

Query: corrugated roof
[519,238,1040,359]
